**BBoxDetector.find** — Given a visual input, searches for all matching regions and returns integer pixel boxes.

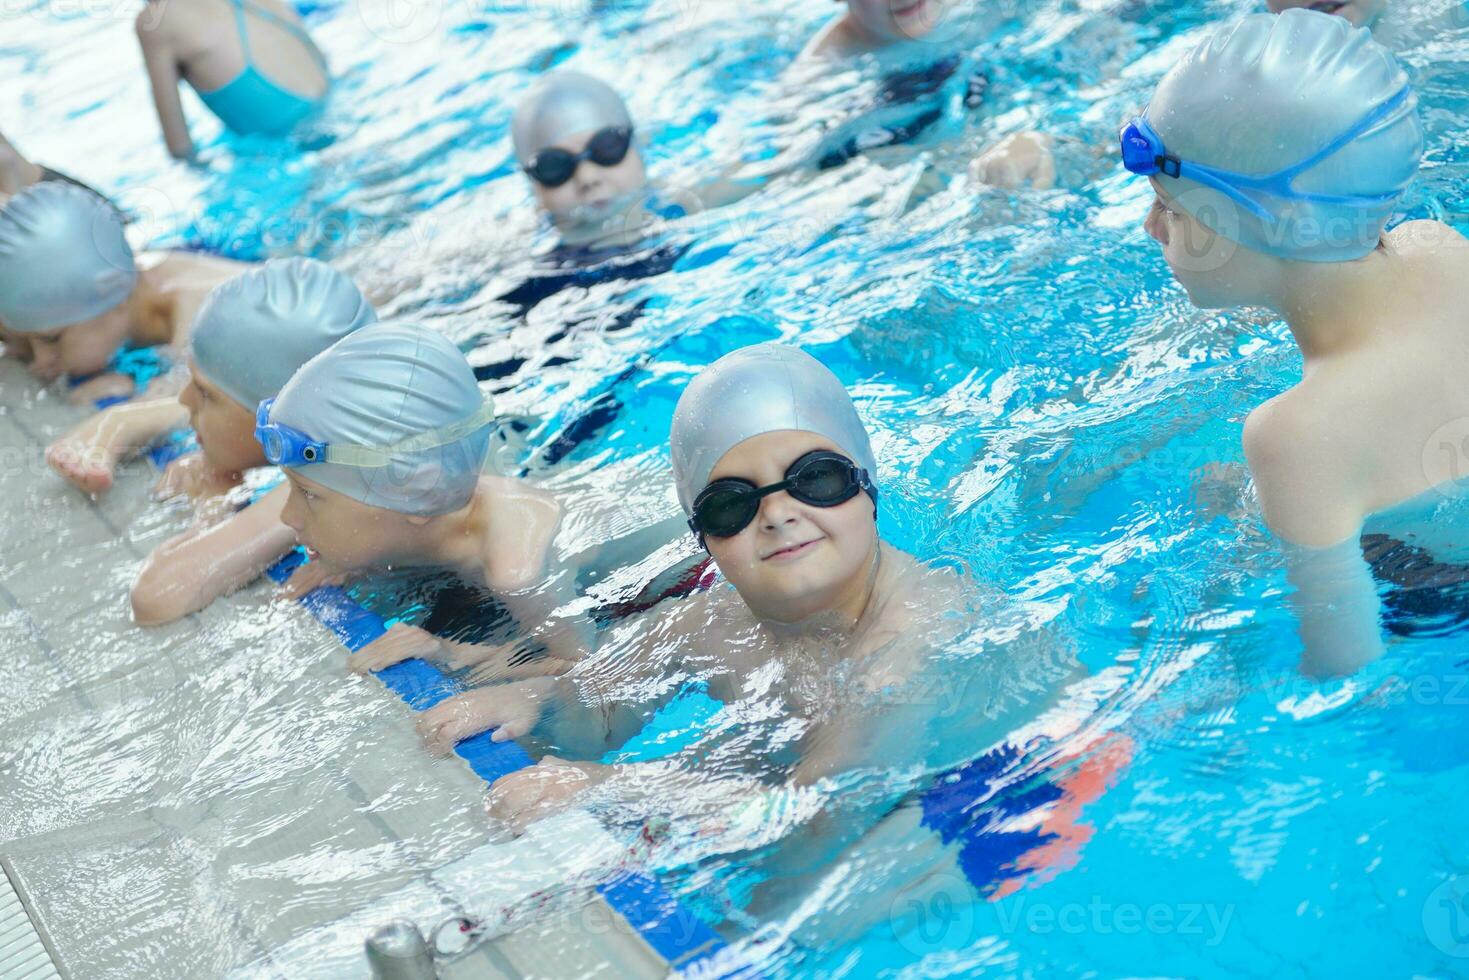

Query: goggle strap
[1270,85,1413,184]
[1142,86,1413,219]
[320,400,498,468]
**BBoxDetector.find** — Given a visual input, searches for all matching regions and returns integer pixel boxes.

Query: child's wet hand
[486,756,610,836]
[970,131,1056,191]
[414,680,552,756]
[279,559,347,599]
[348,622,444,674]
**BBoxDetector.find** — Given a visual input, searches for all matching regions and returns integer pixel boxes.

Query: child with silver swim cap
[259,320,695,686]
[507,68,773,255]
[135,0,329,159]
[46,257,373,497]
[413,343,971,836]
[796,0,1055,190]
[0,182,251,401]
[512,70,649,249]
[1121,9,1469,675]
[126,258,376,624]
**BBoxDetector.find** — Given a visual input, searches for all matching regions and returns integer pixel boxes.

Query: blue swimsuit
[194,0,329,136]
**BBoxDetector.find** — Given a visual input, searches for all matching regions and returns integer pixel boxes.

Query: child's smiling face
[701,429,879,624]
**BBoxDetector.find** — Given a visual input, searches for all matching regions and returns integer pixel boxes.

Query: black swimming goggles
[524,126,634,188]
[688,450,878,546]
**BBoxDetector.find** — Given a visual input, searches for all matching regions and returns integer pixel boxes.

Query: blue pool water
[5,0,1469,975]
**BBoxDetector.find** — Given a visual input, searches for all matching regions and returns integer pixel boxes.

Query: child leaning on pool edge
[0,182,249,402]
[411,343,970,836]
[129,258,377,625]
[257,320,701,680]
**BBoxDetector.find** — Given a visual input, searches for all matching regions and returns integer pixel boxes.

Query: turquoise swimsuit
[194,0,329,136]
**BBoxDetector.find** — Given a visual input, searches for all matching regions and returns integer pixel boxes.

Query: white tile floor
[0,360,667,979]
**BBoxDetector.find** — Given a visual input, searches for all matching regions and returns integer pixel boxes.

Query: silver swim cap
[511,70,633,167]
[1147,9,1422,262]
[669,343,878,515]
[269,321,493,516]
[191,258,376,411]
[0,182,136,333]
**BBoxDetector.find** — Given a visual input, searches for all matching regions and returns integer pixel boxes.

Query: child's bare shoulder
[481,477,563,591]
[799,14,861,63]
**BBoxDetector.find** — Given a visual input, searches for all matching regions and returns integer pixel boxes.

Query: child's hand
[279,559,348,599]
[486,756,612,836]
[970,131,1056,191]
[67,372,135,406]
[414,677,556,755]
[348,622,445,674]
[153,453,240,501]
[46,426,117,496]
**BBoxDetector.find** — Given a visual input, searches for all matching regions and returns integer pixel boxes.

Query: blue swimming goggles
[254,397,498,469]
[1119,85,1413,222]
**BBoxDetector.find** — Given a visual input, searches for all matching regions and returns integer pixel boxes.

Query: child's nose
[1144,201,1169,246]
[758,491,801,529]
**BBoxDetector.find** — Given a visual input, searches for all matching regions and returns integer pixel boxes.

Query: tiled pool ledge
[256,550,732,977]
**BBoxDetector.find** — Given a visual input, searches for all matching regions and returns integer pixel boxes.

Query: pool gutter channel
[0,857,68,980]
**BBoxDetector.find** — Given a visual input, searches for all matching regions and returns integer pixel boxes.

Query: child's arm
[414,600,699,757]
[135,3,195,161]
[131,483,297,625]
[344,565,597,678]
[47,396,188,495]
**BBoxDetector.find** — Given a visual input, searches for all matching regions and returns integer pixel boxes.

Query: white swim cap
[511,70,633,167]
[670,343,878,515]
[0,182,136,332]
[1147,9,1422,261]
[191,258,376,411]
[269,322,493,516]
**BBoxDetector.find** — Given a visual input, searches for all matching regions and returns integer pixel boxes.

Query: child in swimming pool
[128,258,377,624]
[46,258,373,497]
[796,0,1056,190]
[1122,10,1468,675]
[259,320,694,677]
[0,182,251,403]
[410,344,978,835]
[356,70,721,315]
[135,0,329,160]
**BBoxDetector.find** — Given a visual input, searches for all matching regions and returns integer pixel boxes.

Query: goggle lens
[691,452,868,541]
[525,127,633,188]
